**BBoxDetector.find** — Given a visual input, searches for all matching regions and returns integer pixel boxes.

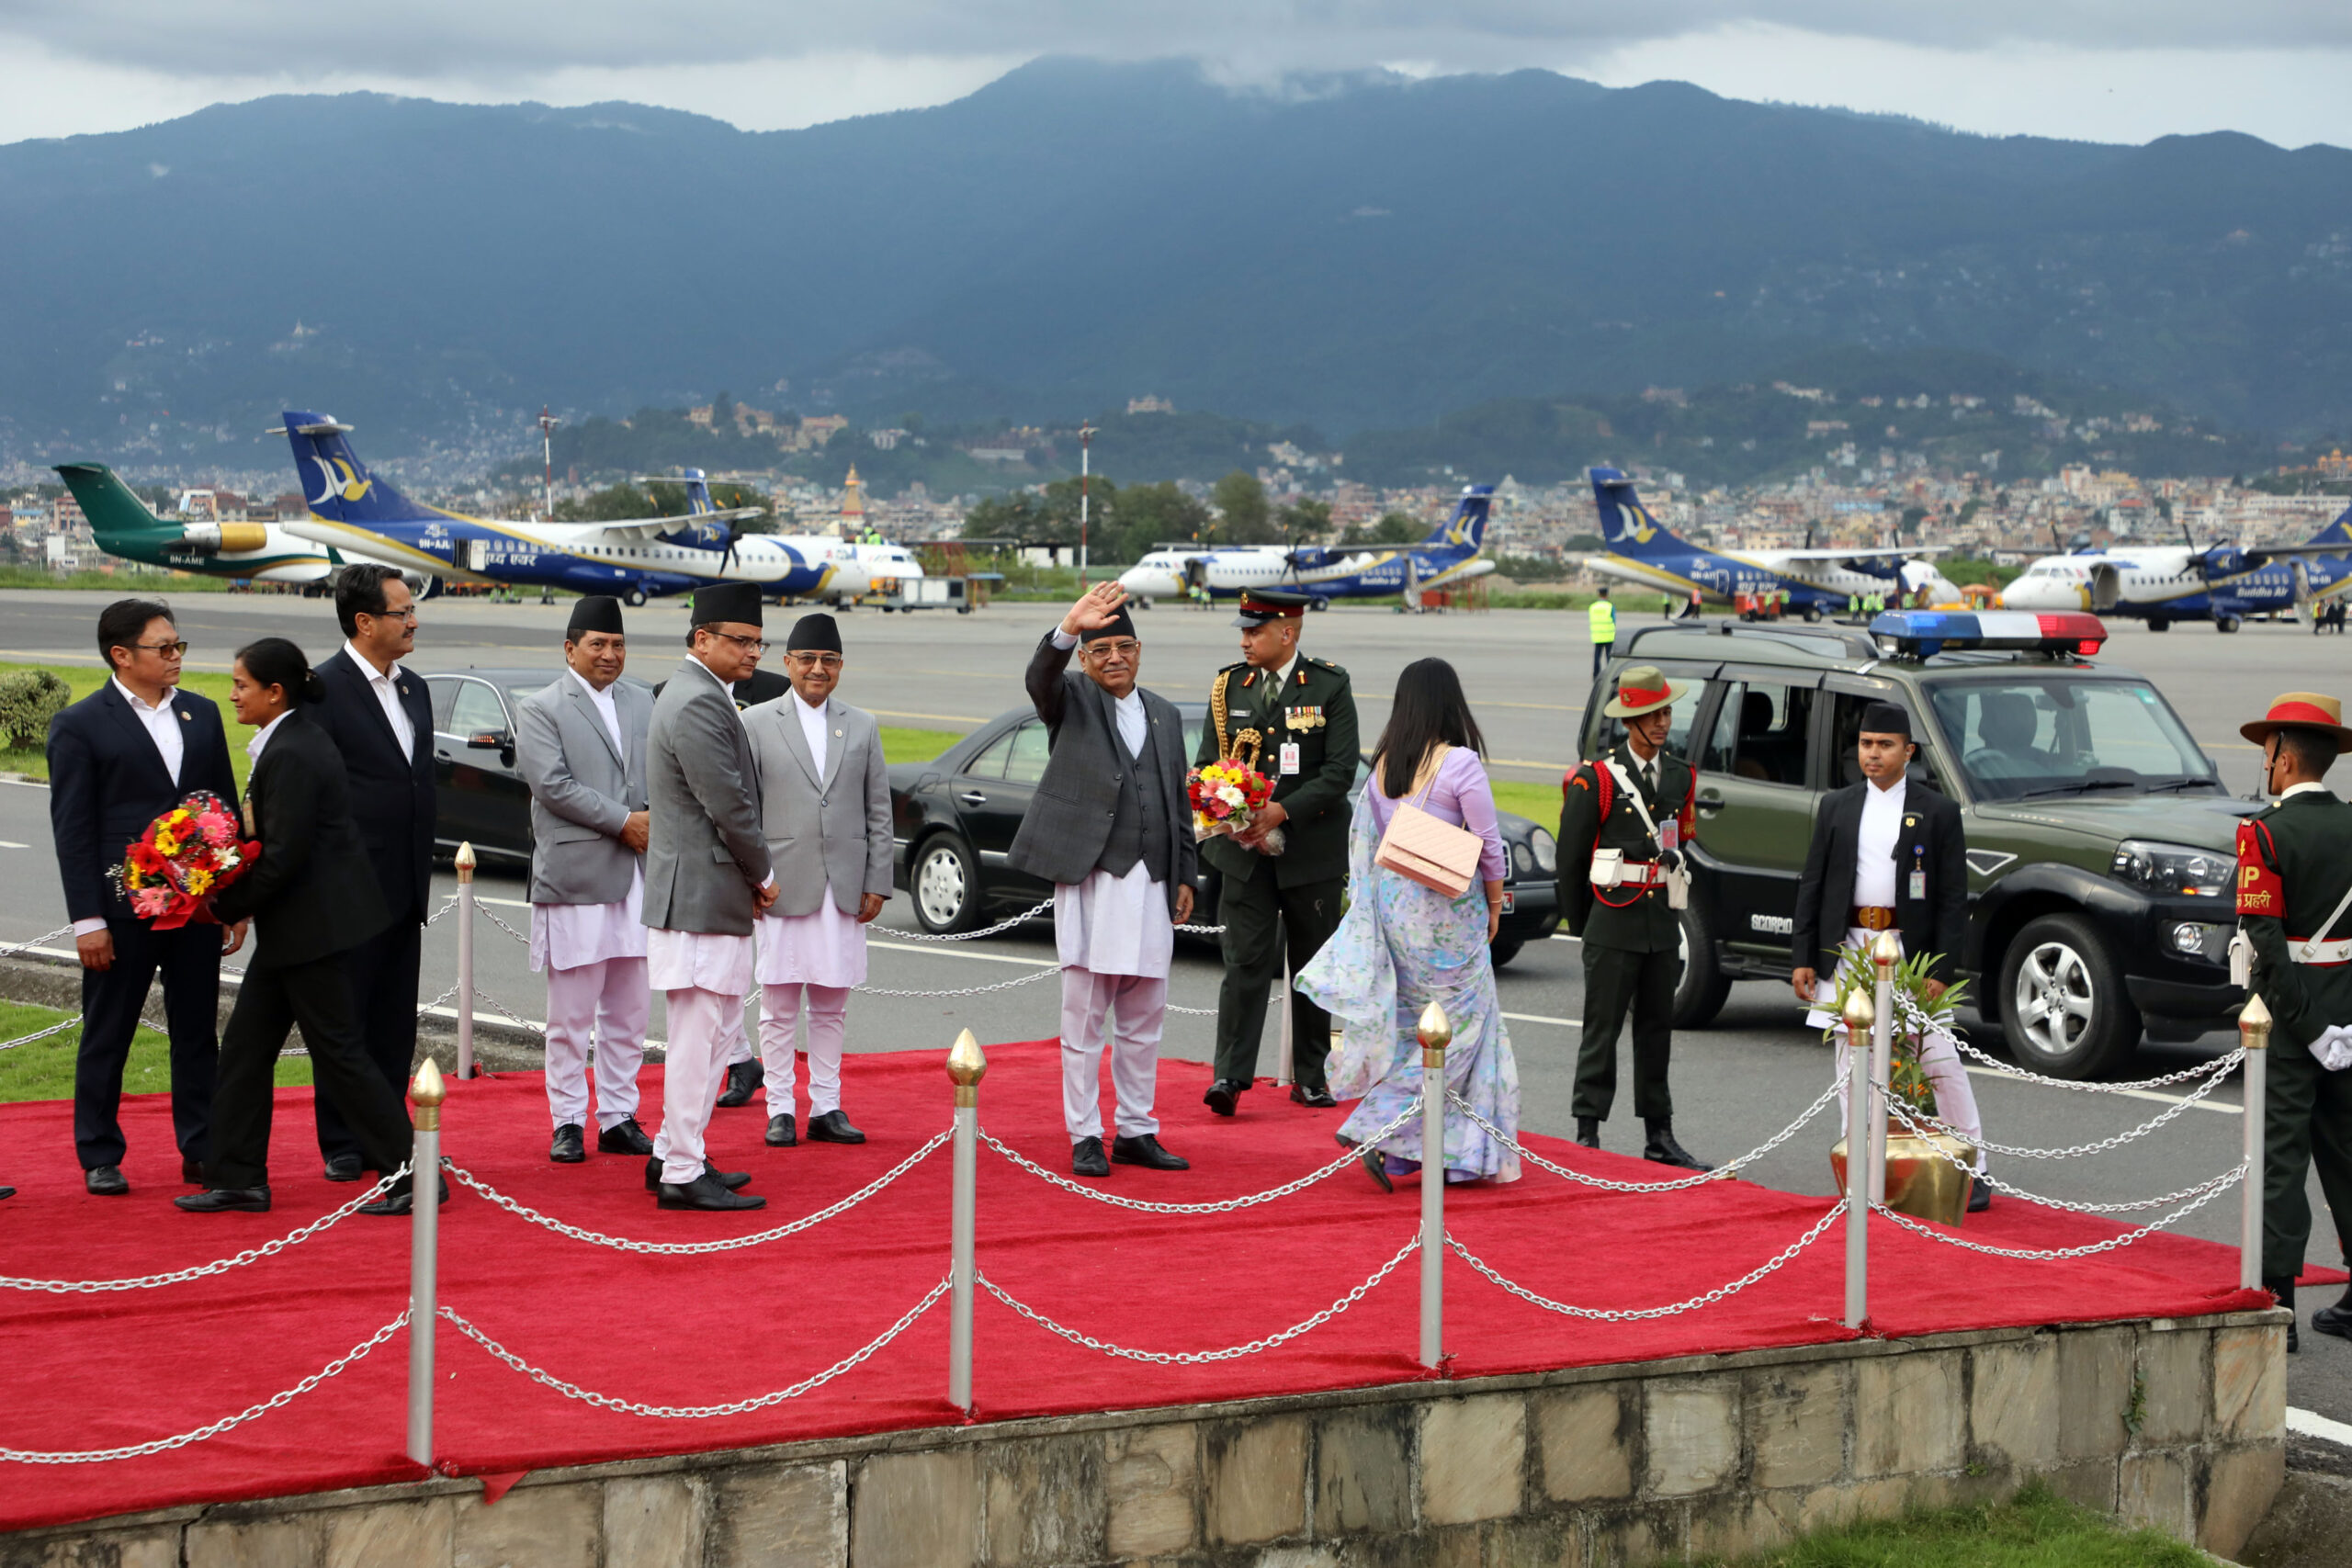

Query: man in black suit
[308,565,435,1180]
[1791,701,1989,1211]
[47,599,242,1195]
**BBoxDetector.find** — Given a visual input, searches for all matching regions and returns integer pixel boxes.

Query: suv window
[1701,680,1813,786]
[1003,721,1051,784]
[1826,691,1948,794]
[1926,679,2217,802]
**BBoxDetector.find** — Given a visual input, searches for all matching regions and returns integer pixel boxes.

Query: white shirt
[2281,781,2330,801]
[568,666,625,756]
[533,670,645,971]
[795,692,830,776]
[246,710,290,763]
[1048,626,1148,755]
[110,677,183,785]
[1853,774,1908,909]
[344,640,414,759]
[1045,628,1172,976]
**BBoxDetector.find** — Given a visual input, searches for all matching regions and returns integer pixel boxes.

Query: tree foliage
[1208,470,1278,545]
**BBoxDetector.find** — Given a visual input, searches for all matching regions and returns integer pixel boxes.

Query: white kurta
[756,692,870,987]
[1048,668,1172,980]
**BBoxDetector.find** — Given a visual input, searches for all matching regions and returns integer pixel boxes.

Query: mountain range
[3,58,2348,468]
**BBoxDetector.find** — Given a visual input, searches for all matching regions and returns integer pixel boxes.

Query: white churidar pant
[1060,968,1167,1141]
[649,927,756,1186]
[759,982,851,1117]
[541,955,650,1131]
[1809,926,1986,1172]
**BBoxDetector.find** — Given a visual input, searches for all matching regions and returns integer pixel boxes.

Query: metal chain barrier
[1448,1201,1849,1322]
[0,923,72,959]
[443,1130,952,1255]
[0,1310,411,1463]
[978,1230,1419,1364]
[1876,1096,2246,1215]
[1165,1001,1218,1016]
[1448,1080,1841,1193]
[1173,921,1226,936]
[1950,1035,2245,1093]
[0,1016,81,1054]
[888,900,1052,942]
[1902,1060,2237,1160]
[854,965,1063,999]
[0,1167,408,1293]
[1869,1169,2245,1261]
[978,1103,1419,1215]
[439,1280,948,1418]
[481,905,533,948]
[424,893,460,926]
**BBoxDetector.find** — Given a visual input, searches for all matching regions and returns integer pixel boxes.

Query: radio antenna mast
[537,407,560,519]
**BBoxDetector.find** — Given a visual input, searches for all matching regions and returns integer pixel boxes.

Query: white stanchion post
[455,842,477,1080]
[1868,931,1899,1206]
[2238,995,2270,1292]
[1275,952,1295,1088]
[1842,987,1873,1330]
[405,1058,446,1466]
[1418,999,1452,1370]
[947,1028,987,1413]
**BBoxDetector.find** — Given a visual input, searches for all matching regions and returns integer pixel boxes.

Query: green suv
[1581,618,2254,1077]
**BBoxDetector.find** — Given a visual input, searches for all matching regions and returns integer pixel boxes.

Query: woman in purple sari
[1297,658,1521,1189]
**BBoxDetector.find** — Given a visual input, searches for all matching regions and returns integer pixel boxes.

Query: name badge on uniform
[1908,869,1927,901]
[1280,742,1301,775]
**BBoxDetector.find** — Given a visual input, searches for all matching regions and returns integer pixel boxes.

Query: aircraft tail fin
[277,411,436,525]
[1427,486,1494,550]
[2311,503,2352,551]
[682,469,714,515]
[54,463,172,543]
[1589,468,1692,556]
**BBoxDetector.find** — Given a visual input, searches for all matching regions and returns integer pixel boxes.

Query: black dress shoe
[175,1185,271,1213]
[2289,1320,2300,1353]
[549,1124,586,1164]
[1643,1121,1713,1172]
[0,1186,13,1201]
[807,1110,866,1145]
[181,1155,205,1185]
[765,1114,798,1148]
[1071,1137,1110,1178]
[1289,1085,1339,1109]
[1112,1134,1190,1170]
[1967,1175,1993,1213]
[85,1165,129,1196]
[1204,1080,1243,1117]
[596,1118,654,1156]
[2312,1296,2352,1341]
[659,1172,767,1211]
[1575,1117,1600,1149]
[715,1060,763,1109]
[322,1154,364,1183]
[360,1177,450,1216]
[643,1156,751,1191]
[1360,1148,1393,1193]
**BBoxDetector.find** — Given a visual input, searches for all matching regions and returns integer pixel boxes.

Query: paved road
[1,595,2346,1418]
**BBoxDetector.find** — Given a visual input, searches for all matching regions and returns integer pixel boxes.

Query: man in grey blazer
[515,596,658,1165]
[741,613,893,1149]
[641,581,776,1212]
[1009,581,1194,1179]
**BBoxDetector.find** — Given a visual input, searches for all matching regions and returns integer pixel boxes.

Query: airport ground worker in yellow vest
[1588,588,1617,678]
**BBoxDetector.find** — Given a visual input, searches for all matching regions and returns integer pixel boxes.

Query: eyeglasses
[706,631,768,653]
[130,639,190,656]
[1086,640,1141,659]
[360,607,420,623]
[786,652,843,670]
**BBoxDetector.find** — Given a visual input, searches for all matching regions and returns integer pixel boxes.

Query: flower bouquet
[1186,759,1283,853]
[110,792,258,930]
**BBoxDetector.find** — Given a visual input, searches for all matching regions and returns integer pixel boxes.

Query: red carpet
[0,1042,2274,1534]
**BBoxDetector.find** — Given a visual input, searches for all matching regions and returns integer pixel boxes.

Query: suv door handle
[957,791,988,806]
[1695,788,1724,815]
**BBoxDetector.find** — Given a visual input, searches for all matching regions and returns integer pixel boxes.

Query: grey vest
[1096,716,1174,884]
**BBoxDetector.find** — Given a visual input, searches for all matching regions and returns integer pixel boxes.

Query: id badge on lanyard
[1280,741,1301,775]
[1908,845,1926,902]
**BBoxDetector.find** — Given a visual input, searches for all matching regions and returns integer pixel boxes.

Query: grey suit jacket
[1005,630,1195,912]
[643,656,773,935]
[515,672,651,907]
[741,694,894,917]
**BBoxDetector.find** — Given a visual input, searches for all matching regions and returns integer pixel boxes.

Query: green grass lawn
[879,726,960,763]
[0,660,256,790]
[1697,1483,2210,1567]
[1489,776,1561,826]
[0,567,235,592]
[0,998,311,1105]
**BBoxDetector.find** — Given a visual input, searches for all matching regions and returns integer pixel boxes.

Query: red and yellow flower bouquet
[1185,759,1283,852]
[111,792,258,929]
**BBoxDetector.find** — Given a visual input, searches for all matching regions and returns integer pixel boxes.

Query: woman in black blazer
[175,638,425,1216]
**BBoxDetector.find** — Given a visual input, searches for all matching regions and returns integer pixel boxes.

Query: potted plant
[1826,951,1979,1225]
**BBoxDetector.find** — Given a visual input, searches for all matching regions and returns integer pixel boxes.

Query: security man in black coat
[308,565,435,1180]
[1198,590,1360,1116]
[1557,666,1708,1168]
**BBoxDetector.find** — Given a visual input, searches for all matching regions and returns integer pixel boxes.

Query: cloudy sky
[0,2,2342,150]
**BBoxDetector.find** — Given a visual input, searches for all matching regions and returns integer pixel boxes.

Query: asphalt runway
[2,593,2348,1416]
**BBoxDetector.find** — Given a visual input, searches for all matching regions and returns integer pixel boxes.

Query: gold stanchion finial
[947,1028,988,1105]
[1417,999,1453,1057]
[1871,930,1901,970]
[1842,987,1874,1033]
[2239,993,2272,1051]
[455,841,477,881]
[411,1057,447,1129]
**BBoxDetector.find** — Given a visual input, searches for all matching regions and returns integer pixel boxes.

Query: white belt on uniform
[2291,934,2352,966]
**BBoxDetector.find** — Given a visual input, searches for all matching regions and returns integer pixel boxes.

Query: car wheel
[1998,912,2140,1078]
[1671,899,1732,1029]
[2216,615,2241,634]
[911,833,982,934]
[1488,936,1523,968]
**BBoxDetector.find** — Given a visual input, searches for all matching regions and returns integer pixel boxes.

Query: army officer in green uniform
[1199,590,1360,1117]
[2235,691,2352,1353]
[1557,666,1711,1170]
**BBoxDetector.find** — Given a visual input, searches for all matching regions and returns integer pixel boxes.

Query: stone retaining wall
[2,1311,2286,1568]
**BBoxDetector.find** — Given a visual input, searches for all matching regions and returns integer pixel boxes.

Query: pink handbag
[1374,746,1483,898]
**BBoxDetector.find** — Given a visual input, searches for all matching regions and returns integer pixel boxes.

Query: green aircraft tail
[54,463,173,544]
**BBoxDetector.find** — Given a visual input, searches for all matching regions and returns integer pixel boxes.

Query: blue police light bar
[1869,609,2108,659]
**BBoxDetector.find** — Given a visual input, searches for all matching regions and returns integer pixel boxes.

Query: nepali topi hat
[566,594,625,637]
[786,612,842,654]
[690,581,764,628]
[1602,665,1691,719]
[1081,605,1138,644]
[2241,692,2352,753]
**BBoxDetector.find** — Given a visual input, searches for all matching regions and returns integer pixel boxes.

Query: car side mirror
[466,730,511,750]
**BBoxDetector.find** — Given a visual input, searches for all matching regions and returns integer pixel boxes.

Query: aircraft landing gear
[2147,616,2170,632]
[623,586,647,607]
[2216,615,2242,634]
[1802,604,1823,624]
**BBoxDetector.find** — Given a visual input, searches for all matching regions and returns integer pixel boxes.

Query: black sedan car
[419,668,658,867]
[889,703,1562,964]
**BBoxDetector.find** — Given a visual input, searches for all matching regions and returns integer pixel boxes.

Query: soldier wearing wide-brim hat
[2234,691,2352,1351]
[1556,665,1711,1169]
[1197,589,1360,1117]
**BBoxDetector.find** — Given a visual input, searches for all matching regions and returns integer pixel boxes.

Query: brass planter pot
[1831,1122,1978,1226]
